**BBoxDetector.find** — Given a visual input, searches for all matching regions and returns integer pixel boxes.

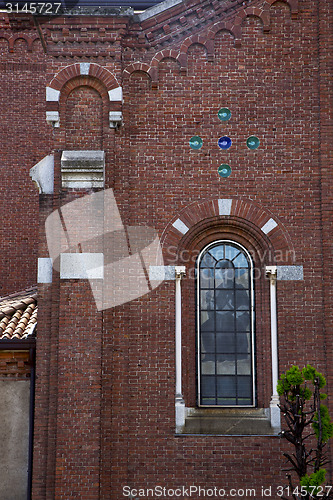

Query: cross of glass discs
[189,108,260,179]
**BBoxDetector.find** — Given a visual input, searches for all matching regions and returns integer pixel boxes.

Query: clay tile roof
[0,287,37,340]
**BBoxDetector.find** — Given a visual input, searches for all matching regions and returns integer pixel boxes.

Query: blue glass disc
[189,136,203,150]
[218,136,232,150]
[218,164,231,178]
[218,108,231,121]
[246,136,260,149]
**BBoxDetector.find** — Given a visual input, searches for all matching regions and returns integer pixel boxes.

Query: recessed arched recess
[64,84,103,151]
[45,63,123,129]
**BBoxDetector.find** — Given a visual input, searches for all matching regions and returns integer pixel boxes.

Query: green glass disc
[218,108,231,121]
[246,136,260,150]
[218,164,231,178]
[189,136,203,150]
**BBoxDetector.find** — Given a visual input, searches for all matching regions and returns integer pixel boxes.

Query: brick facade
[0,0,332,498]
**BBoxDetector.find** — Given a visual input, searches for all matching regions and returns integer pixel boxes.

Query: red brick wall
[65,86,103,150]
[0,350,31,378]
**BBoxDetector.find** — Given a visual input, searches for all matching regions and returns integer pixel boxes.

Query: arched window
[197,241,255,407]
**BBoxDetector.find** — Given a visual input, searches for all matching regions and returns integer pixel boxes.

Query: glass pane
[217,376,236,398]
[201,311,215,331]
[237,355,251,375]
[202,398,216,405]
[199,242,254,407]
[201,332,215,353]
[201,290,214,310]
[215,259,233,269]
[217,398,236,405]
[216,332,235,353]
[201,376,216,397]
[233,252,249,268]
[200,252,215,268]
[215,268,235,288]
[216,290,234,310]
[200,268,214,288]
[235,269,249,289]
[225,245,239,261]
[201,356,215,374]
[236,290,250,310]
[208,245,224,261]
[216,354,236,374]
[216,311,234,332]
[238,376,252,398]
[237,398,252,405]
[237,332,251,354]
[236,311,250,331]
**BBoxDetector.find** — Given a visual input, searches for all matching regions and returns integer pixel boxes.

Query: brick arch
[265,0,298,14]
[8,34,37,53]
[123,61,157,88]
[48,63,119,95]
[59,75,109,105]
[123,61,151,79]
[160,198,295,265]
[0,36,9,52]
[178,36,215,68]
[208,21,237,40]
[151,49,180,68]
[46,64,122,127]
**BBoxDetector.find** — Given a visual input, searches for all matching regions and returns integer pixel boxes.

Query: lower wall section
[0,379,30,500]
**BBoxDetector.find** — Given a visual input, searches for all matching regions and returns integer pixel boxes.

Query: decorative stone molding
[46,111,60,127]
[61,150,105,189]
[109,111,123,128]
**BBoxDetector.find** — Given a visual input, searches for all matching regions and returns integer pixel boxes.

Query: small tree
[278,365,333,500]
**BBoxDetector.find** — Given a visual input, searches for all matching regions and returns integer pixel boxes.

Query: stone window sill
[178,407,280,436]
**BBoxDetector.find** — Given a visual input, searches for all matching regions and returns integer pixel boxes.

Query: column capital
[175,266,186,279]
[265,265,277,283]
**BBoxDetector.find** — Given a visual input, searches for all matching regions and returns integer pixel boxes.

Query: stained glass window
[198,241,255,406]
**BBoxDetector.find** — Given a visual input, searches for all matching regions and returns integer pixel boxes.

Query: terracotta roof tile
[0,287,37,340]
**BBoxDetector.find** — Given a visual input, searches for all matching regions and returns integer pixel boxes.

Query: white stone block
[218,199,232,216]
[46,87,60,101]
[108,86,123,102]
[277,265,304,280]
[172,219,189,235]
[38,257,53,283]
[60,253,104,280]
[80,62,90,75]
[30,155,54,194]
[261,218,278,234]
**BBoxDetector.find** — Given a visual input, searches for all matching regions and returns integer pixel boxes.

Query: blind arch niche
[197,240,255,407]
